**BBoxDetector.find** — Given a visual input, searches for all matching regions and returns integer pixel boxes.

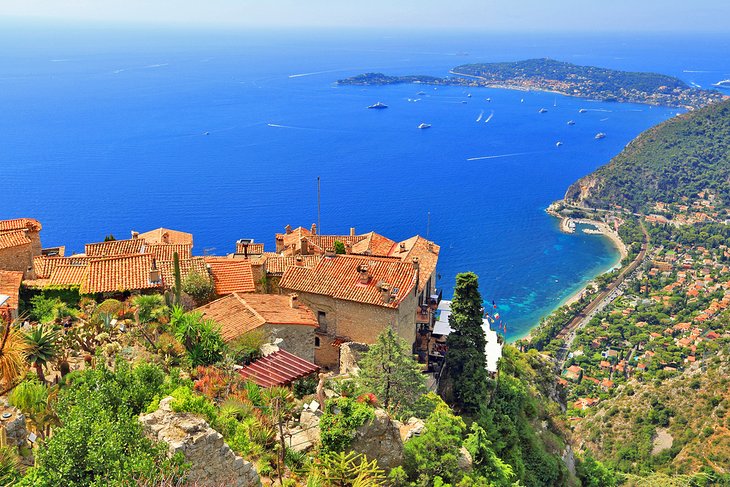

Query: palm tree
[0,321,29,395]
[132,294,168,324]
[24,325,59,383]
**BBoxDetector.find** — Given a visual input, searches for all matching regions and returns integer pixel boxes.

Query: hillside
[570,347,730,479]
[564,99,730,214]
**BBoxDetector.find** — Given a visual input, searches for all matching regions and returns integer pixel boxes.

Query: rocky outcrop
[349,408,404,470]
[399,417,425,442]
[339,342,369,375]
[0,403,28,450]
[564,174,600,205]
[139,397,260,487]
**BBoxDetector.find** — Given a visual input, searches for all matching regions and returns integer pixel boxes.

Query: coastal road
[555,221,649,365]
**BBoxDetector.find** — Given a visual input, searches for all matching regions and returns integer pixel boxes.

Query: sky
[1,0,729,33]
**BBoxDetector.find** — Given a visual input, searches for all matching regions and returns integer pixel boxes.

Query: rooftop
[85,238,145,257]
[137,227,193,245]
[195,292,317,342]
[0,270,23,311]
[157,257,208,287]
[0,230,32,250]
[0,218,42,233]
[279,254,417,308]
[237,349,319,388]
[147,243,193,262]
[83,253,161,294]
[204,257,256,295]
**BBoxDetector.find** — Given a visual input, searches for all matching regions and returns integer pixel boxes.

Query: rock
[299,409,322,445]
[562,445,576,476]
[349,408,404,471]
[458,446,473,472]
[139,397,260,487]
[339,342,370,375]
[399,417,425,443]
[0,404,28,450]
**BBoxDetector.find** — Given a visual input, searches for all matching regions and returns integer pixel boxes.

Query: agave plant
[0,322,29,395]
[24,324,59,383]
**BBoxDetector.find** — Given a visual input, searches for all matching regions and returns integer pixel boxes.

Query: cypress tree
[444,272,489,414]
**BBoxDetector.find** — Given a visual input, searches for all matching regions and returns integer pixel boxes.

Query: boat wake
[683,70,714,73]
[484,111,494,123]
[586,109,613,113]
[467,151,540,161]
[476,110,484,122]
[600,117,609,121]
[267,123,305,129]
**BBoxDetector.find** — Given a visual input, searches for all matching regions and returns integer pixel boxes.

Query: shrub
[319,397,375,453]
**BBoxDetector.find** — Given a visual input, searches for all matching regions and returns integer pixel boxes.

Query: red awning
[238,350,319,388]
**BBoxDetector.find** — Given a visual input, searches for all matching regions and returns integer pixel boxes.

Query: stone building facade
[0,218,43,279]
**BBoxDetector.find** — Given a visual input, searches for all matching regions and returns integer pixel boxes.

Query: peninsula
[338,58,728,109]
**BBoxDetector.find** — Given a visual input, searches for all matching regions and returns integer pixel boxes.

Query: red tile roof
[49,264,88,287]
[0,270,23,311]
[33,256,91,279]
[137,228,193,245]
[279,254,417,308]
[147,243,192,261]
[204,257,256,295]
[83,253,161,294]
[157,257,208,288]
[195,292,317,342]
[350,231,397,256]
[0,218,41,233]
[0,230,32,250]
[264,255,322,275]
[238,349,319,387]
[85,238,145,257]
[390,236,440,292]
[235,242,265,255]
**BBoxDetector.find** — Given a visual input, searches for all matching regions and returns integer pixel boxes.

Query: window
[314,336,321,348]
[317,311,327,331]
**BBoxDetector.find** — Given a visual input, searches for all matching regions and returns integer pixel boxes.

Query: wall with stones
[0,403,28,450]
[262,323,316,362]
[139,397,260,487]
[0,243,35,279]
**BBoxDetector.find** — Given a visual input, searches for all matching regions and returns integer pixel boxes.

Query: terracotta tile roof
[83,253,161,294]
[137,228,193,245]
[0,230,32,250]
[85,238,146,257]
[350,231,397,256]
[279,254,417,308]
[157,257,209,287]
[238,349,319,387]
[0,270,23,311]
[0,218,41,232]
[33,256,91,279]
[265,255,322,275]
[305,235,366,253]
[195,292,317,342]
[48,264,88,287]
[389,236,440,292]
[235,242,265,255]
[204,257,256,295]
[147,243,193,261]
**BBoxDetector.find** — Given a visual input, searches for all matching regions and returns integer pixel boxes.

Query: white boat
[579,108,587,113]
[486,97,491,102]
[595,132,606,139]
[418,123,431,129]
[567,120,575,125]
[556,141,563,147]
[367,102,388,109]
[520,98,524,103]
[538,108,548,113]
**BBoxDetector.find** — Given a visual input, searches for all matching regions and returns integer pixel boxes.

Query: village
[557,200,730,416]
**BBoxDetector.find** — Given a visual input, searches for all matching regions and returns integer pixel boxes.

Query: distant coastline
[338,58,728,109]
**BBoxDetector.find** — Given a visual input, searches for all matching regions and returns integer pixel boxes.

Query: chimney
[412,257,420,271]
[345,241,352,254]
[428,242,434,252]
[149,261,160,283]
[357,264,370,284]
[379,283,392,303]
[413,257,420,295]
[399,242,406,252]
[310,223,317,235]
[350,227,356,237]
[289,293,299,308]
[325,247,336,258]
[295,255,304,266]
[131,231,139,240]
[285,224,292,234]
[300,237,309,255]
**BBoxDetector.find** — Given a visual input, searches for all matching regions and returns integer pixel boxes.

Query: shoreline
[510,210,627,344]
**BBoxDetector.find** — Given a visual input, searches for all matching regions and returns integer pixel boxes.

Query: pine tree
[358,326,426,415]
[444,272,489,414]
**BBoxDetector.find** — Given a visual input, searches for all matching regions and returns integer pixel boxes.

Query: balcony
[428,288,443,309]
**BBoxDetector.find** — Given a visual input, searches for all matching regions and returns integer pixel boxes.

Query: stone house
[195,292,318,362]
[279,254,422,370]
[0,218,43,279]
[0,270,24,321]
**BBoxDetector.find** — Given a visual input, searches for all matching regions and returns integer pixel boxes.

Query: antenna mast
[426,211,431,239]
[317,176,321,234]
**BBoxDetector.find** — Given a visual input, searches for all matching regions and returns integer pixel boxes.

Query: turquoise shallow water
[1,24,728,339]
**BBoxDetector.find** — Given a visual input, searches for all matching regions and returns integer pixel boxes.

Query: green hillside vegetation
[564,99,730,212]
[570,349,730,482]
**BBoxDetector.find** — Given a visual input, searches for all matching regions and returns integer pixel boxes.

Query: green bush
[319,397,375,453]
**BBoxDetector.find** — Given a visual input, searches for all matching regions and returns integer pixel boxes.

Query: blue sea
[2,23,729,339]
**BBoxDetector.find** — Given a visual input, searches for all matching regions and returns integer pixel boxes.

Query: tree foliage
[171,306,225,366]
[444,272,489,414]
[357,326,426,416]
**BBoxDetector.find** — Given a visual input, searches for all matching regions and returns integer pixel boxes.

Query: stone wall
[262,323,315,362]
[0,242,35,279]
[283,289,419,370]
[0,403,28,450]
[139,397,260,487]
